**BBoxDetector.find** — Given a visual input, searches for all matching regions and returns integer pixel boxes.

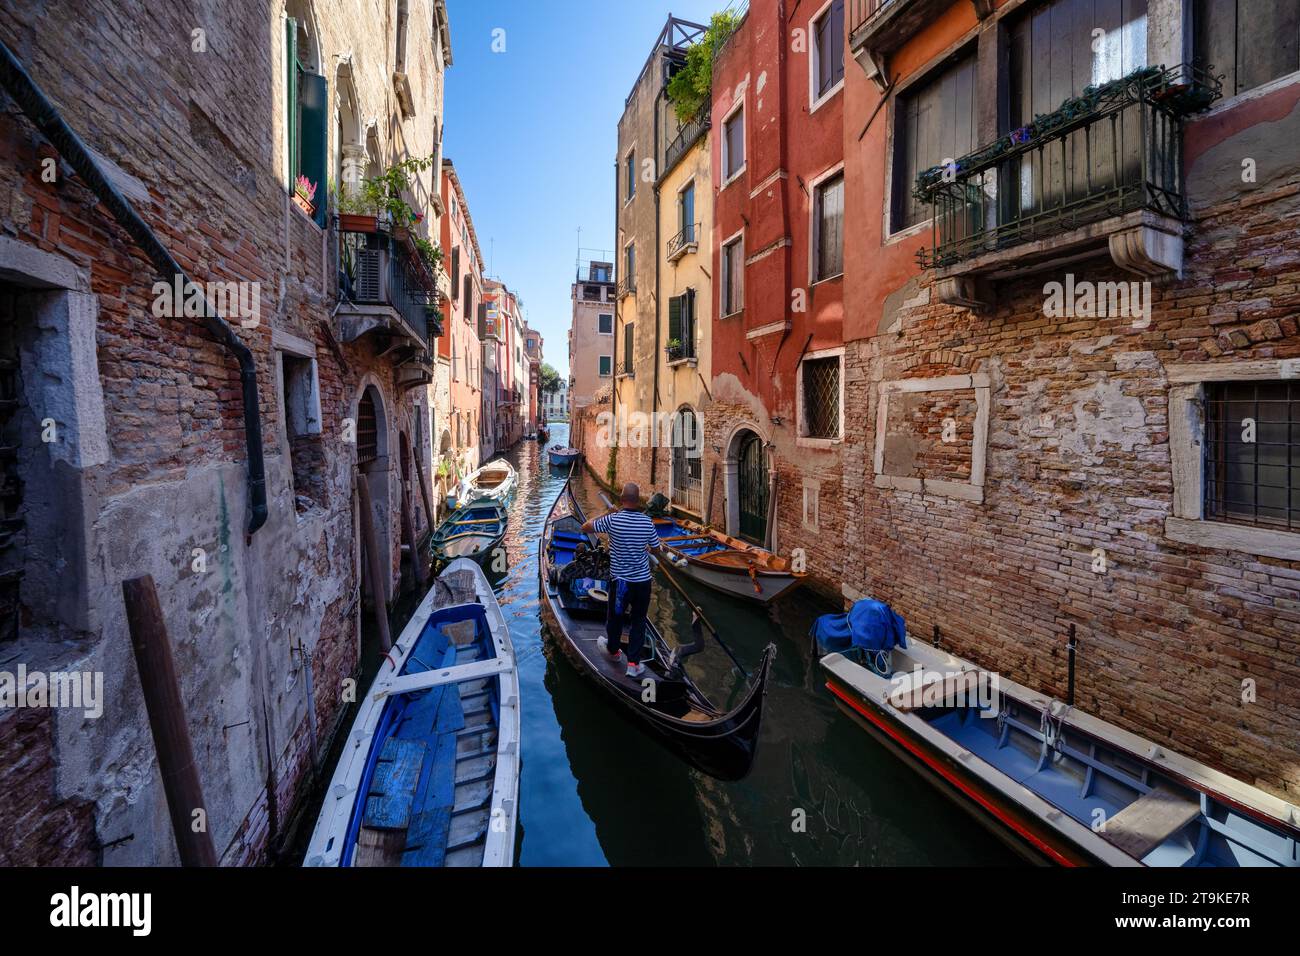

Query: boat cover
[812,598,908,655]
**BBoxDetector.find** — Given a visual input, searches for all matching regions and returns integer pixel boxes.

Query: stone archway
[722,421,771,544]
[353,382,393,607]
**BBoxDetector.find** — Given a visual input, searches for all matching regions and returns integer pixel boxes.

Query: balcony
[663,112,711,178]
[617,275,637,299]
[850,0,961,89]
[912,65,1221,310]
[667,222,700,262]
[337,224,441,348]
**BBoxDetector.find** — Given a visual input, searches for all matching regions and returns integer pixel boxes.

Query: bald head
[620,482,641,508]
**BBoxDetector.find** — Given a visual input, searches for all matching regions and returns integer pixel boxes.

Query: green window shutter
[285,18,298,188]
[668,295,682,345]
[299,71,328,226]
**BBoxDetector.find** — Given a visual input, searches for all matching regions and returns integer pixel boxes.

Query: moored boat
[820,636,1300,867]
[458,458,517,506]
[304,559,520,867]
[430,500,507,566]
[547,444,581,468]
[651,515,805,604]
[539,479,775,781]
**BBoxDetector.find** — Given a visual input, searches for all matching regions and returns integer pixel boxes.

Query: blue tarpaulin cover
[812,598,908,655]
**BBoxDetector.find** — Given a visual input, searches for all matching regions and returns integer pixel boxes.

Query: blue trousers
[605,578,652,664]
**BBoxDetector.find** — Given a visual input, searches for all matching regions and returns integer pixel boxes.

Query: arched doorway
[670,405,702,514]
[725,427,768,545]
[355,384,392,608]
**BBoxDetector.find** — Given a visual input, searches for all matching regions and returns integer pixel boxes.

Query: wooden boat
[304,559,520,867]
[539,479,775,781]
[651,516,805,604]
[547,444,581,468]
[458,458,517,506]
[821,639,1300,867]
[430,501,507,566]
[536,426,549,442]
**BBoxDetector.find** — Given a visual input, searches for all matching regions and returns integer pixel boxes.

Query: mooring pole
[932,624,941,648]
[1066,623,1078,706]
[121,574,218,867]
[400,483,426,591]
[355,472,393,652]
[413,449,437,534]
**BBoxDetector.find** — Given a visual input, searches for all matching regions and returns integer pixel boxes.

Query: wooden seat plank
[1100,785,1201,859]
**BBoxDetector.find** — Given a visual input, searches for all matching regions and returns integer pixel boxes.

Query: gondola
[430,500,507,566]
[538,478,775,781]
[304,559,520,867]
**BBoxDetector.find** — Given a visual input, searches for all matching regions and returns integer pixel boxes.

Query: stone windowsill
[666,356,697,368]
[1165,517,1300,562]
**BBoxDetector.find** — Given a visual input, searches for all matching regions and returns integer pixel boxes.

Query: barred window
[1204,381,1300,531]
[801,355,841,439]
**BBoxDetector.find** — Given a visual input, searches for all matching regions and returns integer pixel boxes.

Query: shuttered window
[451,248,460,300]
[891,50,978,231]
[722,236,744,315]
[622,322,634,374]
[1007,0,1147,219]
[667,289,696,359]
[598,313,613,334]
[286,17,328,227]
[814,0,846,100]
[724,106,745,179]
[814,172,844,281]
[1195,0,1300,98]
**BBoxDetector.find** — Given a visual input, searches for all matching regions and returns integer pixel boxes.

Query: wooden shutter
[668,294,682,346]
[892,50,978,231]
[299,72,328,227]
[623,321,634,373]
[285,18,298,187]
[683,288,695,352]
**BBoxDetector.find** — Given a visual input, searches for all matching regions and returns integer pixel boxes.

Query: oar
[598,491,749,679]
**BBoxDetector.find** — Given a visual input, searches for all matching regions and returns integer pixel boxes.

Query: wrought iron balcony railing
[617,275,637,298]
[913,65,1222,271]
[667,222,700,261]
[664,112,711,176]
[339,225,441,342]
[848,0,898,36]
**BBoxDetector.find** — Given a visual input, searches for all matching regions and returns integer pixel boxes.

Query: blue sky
[443,0,724,378]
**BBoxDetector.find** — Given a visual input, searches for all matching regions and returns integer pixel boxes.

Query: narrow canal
[293,424,1020,865]
[496,425,1019,866]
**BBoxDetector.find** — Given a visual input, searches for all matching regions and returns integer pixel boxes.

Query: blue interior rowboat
[305,559,520,867]
[430,501,507,565]
[547,445,581,468]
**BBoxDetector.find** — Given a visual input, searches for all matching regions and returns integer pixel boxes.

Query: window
[1195,0,1299,99]
[598,313,613,334]
[463,276,472,319]
[891,49,978,231]
[668,289,696,360]
[814,171,844,281]
[592,263,611,282]
[285,8,328,227]
[451,248,461,299]
[599,355,612,377]
[583,285,600,301]
[801,355,841,440]
[721,234,744,315]
[723,104,745,181]
[1205,381,1300,531]
[622,322,635,375]
[281,352,324,509]
[625,150,636,201]
[1007,0,1146,221]
[624,244,635,289]
[812,0,846,104]
[678,181,695,244]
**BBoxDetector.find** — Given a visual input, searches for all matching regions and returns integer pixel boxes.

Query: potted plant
[665,338,684,361]
[293,174,317,216]
[333,181,378,233]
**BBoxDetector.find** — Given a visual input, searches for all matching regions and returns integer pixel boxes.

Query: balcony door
[1006,0,1149,227]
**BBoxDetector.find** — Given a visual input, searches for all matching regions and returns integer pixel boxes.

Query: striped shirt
[592,509,659,583]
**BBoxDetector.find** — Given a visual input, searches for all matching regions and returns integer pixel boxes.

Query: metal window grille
[1204,381,1300,531]
[802,357,840,439]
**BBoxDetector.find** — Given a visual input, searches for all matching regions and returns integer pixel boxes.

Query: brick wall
[841,177,1300,801]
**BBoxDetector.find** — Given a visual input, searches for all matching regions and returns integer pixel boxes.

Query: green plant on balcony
[665,337,684,361]
[666,10,742,124]
[414,236,443,272]
[354,155,436,232]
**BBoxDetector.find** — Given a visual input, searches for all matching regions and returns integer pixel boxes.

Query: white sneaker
[597,636,624,661]
[626,661,646,679]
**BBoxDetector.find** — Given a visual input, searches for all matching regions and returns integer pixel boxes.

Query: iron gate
[737,431,767,544]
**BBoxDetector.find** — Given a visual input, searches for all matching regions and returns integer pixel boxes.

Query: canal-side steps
[304,559,520,867]
[820,633,1300,867]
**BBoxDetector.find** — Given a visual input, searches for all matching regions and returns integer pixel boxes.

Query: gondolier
[582,482,659,679]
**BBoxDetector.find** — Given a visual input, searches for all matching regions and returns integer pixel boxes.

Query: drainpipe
[650,80,665,487]
[0,39,269,535]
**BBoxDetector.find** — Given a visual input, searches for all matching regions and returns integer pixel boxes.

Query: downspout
[611,156,619,450]
[650,79,665,487]
[0,39,269,536]
[773,0,795,395]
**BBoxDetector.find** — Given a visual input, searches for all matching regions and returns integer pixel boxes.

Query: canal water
[497,425,1019,866]
[293,423,1020,865]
